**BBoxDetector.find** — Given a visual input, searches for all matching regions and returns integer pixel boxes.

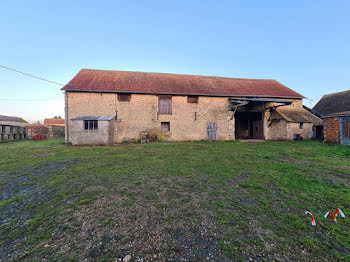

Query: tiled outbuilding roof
[313,90,350,116]
[275,107,323,125]
[61,69,304,99]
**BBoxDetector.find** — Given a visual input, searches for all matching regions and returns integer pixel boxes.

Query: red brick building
[324,117,341,144]
[314,90,350,145]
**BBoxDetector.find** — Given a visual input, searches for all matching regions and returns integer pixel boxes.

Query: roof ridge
[80,68,278,82]
[323,90,350,97]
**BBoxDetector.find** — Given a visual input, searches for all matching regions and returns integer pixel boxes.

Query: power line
[0,65,64,86]
[0,97,62,102]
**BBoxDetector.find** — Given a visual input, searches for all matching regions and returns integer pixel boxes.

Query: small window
[187,95,198,103]
[158,95,172,115]
[84,120,98,130]
[294,134,303,140]
[161,122,170,132]
[1,126,5,133]
[300,123,304,129]
[118,93,131,102]
[13,134,17,139]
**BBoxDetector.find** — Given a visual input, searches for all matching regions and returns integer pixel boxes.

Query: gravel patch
[0,159,79,261]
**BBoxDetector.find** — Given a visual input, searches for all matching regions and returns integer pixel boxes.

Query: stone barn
[61,69,322,145]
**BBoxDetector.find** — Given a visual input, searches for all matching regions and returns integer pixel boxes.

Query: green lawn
[0,138,349,261]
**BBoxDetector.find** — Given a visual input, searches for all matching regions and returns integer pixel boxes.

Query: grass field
[0,138,349,261]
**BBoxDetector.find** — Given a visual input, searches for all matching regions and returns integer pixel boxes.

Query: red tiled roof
[44,118,65,125]
[61,69,304,99]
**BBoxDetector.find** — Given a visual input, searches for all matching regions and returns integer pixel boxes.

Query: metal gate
[207,122,218,140]
[340,116,350,145]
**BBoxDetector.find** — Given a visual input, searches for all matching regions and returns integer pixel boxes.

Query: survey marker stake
[324,211,337,222]
[305,211,316,226]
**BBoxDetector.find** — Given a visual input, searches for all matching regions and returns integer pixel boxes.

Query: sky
[0,0,349,123]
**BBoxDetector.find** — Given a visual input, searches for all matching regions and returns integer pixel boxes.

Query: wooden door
[207,122,218,140]
[251,120,264,140]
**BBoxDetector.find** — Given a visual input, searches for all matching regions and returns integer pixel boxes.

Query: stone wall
[286,122,313,140]
[47,125,65,138]
[324,117,340,144]
[66,92,235,143]
[265,119,288,140]
[65,91,313,144]
[264,120,313,140]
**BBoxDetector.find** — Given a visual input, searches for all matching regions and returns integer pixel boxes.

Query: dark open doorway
[235,112,264,140]
[315,126,323,140]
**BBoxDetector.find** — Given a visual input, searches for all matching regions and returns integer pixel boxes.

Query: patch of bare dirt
[39,187,226,261]
[0,159,79,262]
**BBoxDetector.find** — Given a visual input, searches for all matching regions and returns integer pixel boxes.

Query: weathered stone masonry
[66,92,235,144]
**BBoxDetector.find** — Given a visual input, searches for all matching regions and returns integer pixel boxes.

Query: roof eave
[62,89,304,100]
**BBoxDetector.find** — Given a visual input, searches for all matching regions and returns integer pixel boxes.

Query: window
[294,134,303,140]
[10,126,13,133]
[19,134,22,139]
[118,93,131,102]
[158,95,172,115]
[13,134,17,139]
[300,123,304,129]
[1,126,5,133]
[161,122,170,132]
[187,95,198,103]
[84,120,98,130]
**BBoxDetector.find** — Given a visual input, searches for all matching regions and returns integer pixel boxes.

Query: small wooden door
[207,122,218,140]
[251,120,264,140]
